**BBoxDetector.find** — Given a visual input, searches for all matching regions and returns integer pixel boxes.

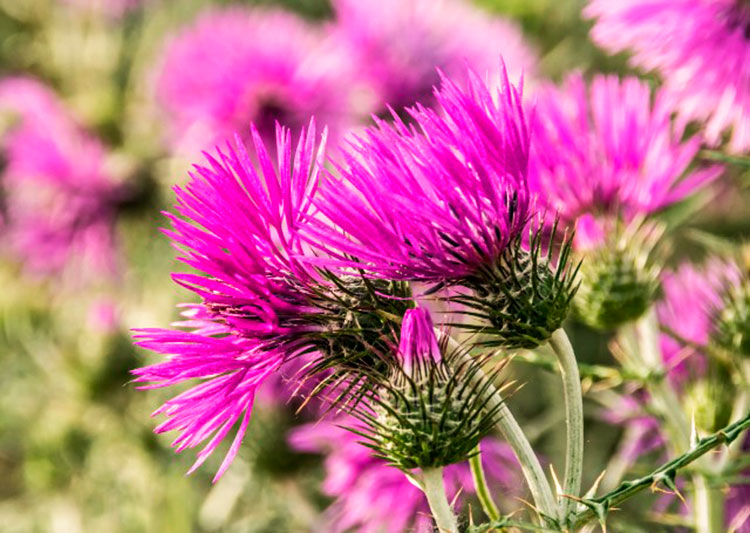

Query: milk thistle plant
[134,61,750,533]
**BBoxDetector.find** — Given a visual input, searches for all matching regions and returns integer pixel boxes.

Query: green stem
[573,410,750,529]
[634,309,691,451]
[421,467,459,533]
[693,475,725,533]
[449,344,559,525]
[548,328,584,522]
[470,443,501,521]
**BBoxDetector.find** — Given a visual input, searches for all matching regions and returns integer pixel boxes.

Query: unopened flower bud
[713,278,750,358]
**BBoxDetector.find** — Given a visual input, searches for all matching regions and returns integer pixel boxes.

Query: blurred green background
[0,1,747,531]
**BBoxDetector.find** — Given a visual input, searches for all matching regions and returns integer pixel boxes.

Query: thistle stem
[693,475,725,533]
[548,328,584,522]
[421,467,459,533]
[448,342,558,525]
[469,443,500,521]
[634,308,691,451]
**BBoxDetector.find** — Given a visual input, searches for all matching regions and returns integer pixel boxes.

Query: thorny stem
[572,409,750,529]
[470,442,501,522]
[445,335,559,526]
[421,467,459,533]
[548,328,584,523]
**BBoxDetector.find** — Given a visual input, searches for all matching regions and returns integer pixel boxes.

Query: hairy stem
[548,328,584,522]
[448,341,558,525]
[421,467,459,533]
[693,475,725,533]
[573,409,750,528]
[470,443,501,521]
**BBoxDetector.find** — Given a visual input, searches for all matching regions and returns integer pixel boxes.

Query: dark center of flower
[724,2,750,39]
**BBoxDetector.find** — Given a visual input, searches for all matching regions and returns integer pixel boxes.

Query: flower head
[289,417,521,533]
[309,65,530,282]
[0,77,122,279]
[133,122,414,480]
[155,7,355,153]
[586,0,750,153]
[331,0,537,112]
[530,73,721,239]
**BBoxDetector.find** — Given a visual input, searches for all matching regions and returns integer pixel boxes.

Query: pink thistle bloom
[133,122,329,481]
[289,418,521,533]
[155,7,355,153]
[331,0,537,113]
[397,307,442,375]
[0,77,122,278]
[657,260,741,381]
[308,66,531,282]
[530,74,721,244]
[585,0,750,153]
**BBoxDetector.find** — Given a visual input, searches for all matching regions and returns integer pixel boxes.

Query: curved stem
[469,443,500,521]
[448,342,558,525]
[548,328,584,522]
[421,467,459,533]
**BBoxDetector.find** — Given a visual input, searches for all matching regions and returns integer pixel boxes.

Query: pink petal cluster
[397,307,442,375]
[308,66,530,281]
[657,261,741,382]
[530,74,721,245]
[331,0,537,113]
[289,418,521,533]
[586,0,750,153]
[155,7,354,153]
[0,77,121,278]
[133,122,327,480]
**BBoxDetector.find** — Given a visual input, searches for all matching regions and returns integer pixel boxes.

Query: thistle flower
[155,7,355,153]
[309,66,577,349]
[0,77,122,278]
[310,66,530,282]
[356,307,504,470]
[289,417,521,533]
[133,122,413,480]
[585,0,750,153]
[330,0,537,113]
[530,74,721,329]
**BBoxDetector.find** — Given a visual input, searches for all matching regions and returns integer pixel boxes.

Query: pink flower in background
[0,77,122,279]
[155,7,355,154]
[331,0,537,113]
[586,0,750,153]
[307,66,530,281]
[289,418,521,533]
[529,74,721,245]
[133,122,329,481]
[657,261,740,381]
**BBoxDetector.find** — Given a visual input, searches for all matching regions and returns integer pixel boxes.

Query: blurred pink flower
[0,77,122,279]
[289,418,521,533]
[155,7,355,153]
[657,260,740,381]
[529,74,721,246]
[586,0,750,153]
[331,0,537,113]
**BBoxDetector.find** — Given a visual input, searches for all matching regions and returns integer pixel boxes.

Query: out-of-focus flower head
[133,121,413,481]
[155,7,355,154]
[586,0,750,153]
[0,77,122,279]
[289,417,521,533]
[530,73,721,245]
[308,65,530,282]
[657,261,741,382]
[331,0,537,113]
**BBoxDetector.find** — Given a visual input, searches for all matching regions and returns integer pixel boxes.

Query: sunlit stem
[421,467,459,533]
[444,333,558,526]
[548,328,584,522]
[693,475,725,533]
[469,443,500,522]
